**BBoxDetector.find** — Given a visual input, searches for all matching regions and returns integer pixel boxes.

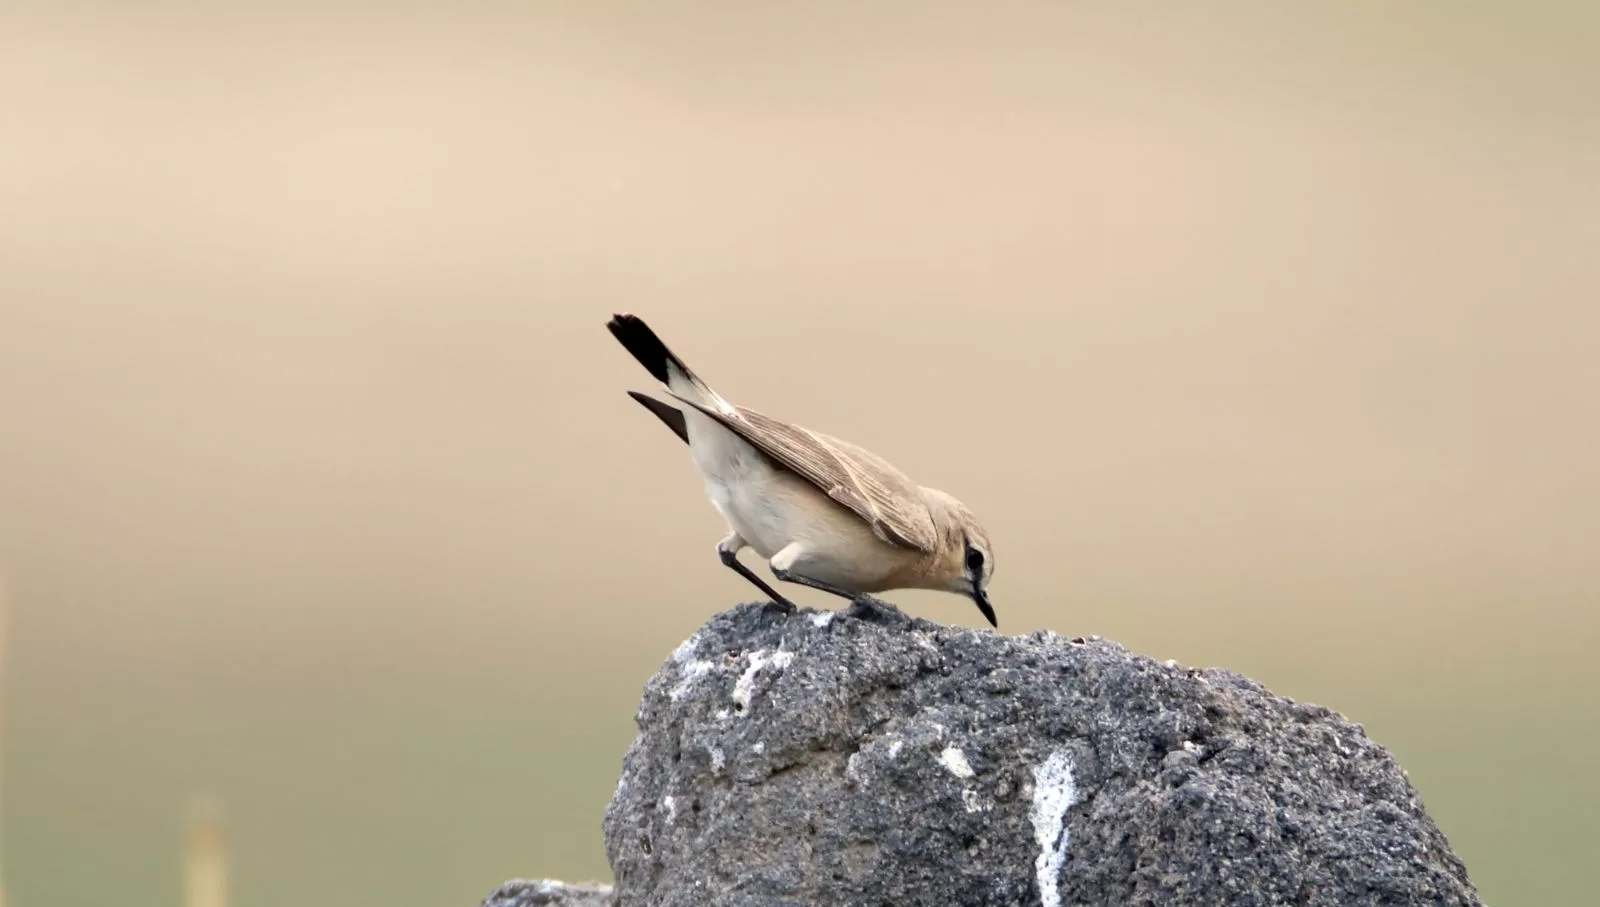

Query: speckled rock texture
[599,597,1482,907]
[479,879,613,907]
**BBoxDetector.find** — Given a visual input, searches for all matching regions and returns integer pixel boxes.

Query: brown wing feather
[669,395,940,553]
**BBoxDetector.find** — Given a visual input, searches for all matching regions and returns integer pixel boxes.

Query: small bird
[606,312,998,627]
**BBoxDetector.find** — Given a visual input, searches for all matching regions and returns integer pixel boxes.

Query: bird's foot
[842,595,911,629]
[761,597,798,616]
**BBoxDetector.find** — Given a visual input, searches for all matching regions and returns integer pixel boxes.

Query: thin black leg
[770,566,858,602]
[719,546,796,610]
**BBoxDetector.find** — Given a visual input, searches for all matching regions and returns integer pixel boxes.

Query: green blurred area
[2,3,1597,906]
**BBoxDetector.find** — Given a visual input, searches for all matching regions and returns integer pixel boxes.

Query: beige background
[2,3,1597,905]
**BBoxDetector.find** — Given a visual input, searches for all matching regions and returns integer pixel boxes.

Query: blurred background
[2,2,1597,905]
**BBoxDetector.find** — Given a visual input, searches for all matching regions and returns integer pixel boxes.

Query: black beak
[971,583,997,628]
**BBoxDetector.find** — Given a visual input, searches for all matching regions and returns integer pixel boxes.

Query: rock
[479,879,613,907]
[601,598,1482,907]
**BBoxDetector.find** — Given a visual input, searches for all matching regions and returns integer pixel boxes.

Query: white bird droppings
[887,739,904,759]
[810,612,835,628]
[661,795,677,824]
[938,746,975,779]
[961,789,988,813]
[1030,749,1077,907]
[731,649,795,714]
[709,747,726,774]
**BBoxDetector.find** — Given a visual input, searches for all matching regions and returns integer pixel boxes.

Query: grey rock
[480,879,613,907]
[602,598,1482,907]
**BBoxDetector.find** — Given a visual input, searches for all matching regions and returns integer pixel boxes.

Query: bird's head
[918,487,997,628]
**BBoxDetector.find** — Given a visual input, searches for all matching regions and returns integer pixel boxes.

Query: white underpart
[670,660,714,702]
[731,649,795,714]
[687,410,797,561]
[1030,749,1078,907]
[937,746,975,779]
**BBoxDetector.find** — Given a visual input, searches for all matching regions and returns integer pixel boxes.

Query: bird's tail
[606,313,726,408]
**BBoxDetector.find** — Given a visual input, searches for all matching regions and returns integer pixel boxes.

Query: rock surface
[600,597,1482,907]
[479,879,613,907]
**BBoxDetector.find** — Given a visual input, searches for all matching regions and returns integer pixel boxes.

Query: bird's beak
[971,583,997,629]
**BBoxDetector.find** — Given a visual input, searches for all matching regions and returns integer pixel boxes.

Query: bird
[605,312,998,628]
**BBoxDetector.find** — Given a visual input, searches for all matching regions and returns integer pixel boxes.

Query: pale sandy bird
[606,313,998,627]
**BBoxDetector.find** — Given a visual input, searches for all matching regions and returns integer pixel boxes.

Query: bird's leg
[769,544,859,602]
[718,533,796,612]
[771,568,859,601]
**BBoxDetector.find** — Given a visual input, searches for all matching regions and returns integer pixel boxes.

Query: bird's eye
[965,547,984,573]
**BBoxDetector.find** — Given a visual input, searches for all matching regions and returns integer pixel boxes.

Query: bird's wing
[668,394,940,553]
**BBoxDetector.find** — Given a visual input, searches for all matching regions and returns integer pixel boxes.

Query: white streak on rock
[938,746,975,779]
[731,649,795,714]
[661,795,677,824]
[669,660,714,702]
[670,633,701,664]
[1030,749,1077,907]
[845,750,866,786]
